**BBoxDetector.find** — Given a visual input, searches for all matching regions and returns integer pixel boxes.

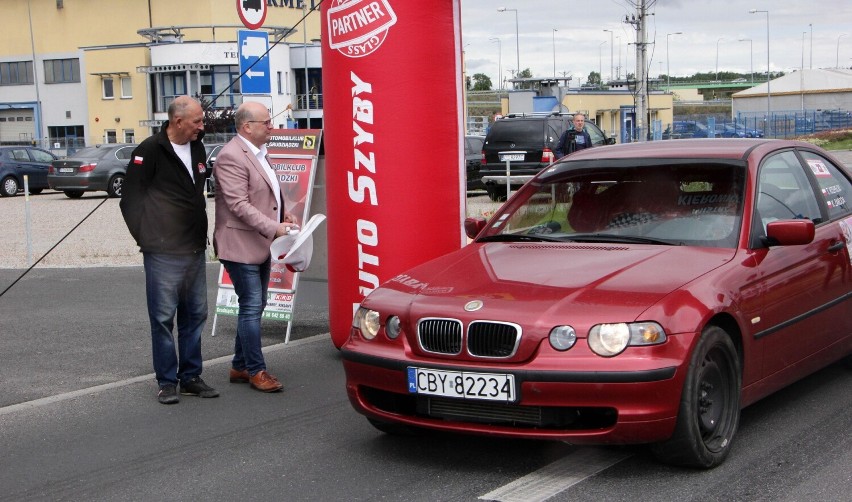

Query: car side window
[116,146,133,160]
[585,123,604,145]
[30,149,55,162]
[10,149,29,161]
[546,122,561,147]
[799,151,852,220]
[755,151,822,232]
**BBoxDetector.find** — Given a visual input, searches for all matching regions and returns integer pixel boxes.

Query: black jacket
[120,121,210,255]
[555,128,593,158]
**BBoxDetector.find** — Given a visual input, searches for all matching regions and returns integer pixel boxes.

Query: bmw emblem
[464,300,484,312]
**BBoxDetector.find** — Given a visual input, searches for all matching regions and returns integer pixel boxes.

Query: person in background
[213,101,298,393]
[555,112,593,158]
[120,95,218,405]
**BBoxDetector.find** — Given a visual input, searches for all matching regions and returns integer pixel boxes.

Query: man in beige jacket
[213,102,297,392]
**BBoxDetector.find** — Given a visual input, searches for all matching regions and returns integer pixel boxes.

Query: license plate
[58,167,74,173]
[499,153,524,162]
[407,366,516,402]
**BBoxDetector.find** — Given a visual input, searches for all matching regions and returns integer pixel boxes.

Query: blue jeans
[221,258,270,375]
[143,252,208,387]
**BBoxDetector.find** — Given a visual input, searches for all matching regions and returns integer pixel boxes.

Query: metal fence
[672,108,852,139]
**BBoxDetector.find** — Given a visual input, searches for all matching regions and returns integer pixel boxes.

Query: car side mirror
[764,219,815,246]
[464,217,487,240]
[605,137,617,145]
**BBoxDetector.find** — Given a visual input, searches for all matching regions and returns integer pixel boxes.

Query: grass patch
[796,129,852,150]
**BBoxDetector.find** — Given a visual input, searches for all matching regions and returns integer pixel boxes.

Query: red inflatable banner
[321,0,465,347]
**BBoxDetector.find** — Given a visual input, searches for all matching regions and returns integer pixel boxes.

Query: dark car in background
[664,120,716,139]
[465,135,485,191]
[48,144,136,198]
[0,146,58,197]
[480,113,615,201]
[204,143,224,197]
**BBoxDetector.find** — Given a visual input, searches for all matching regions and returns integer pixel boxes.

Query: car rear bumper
[48,174,109,191]
[482,175,533,186]
[340,348,686,444]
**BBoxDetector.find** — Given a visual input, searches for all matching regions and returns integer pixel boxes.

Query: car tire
[367,418,422,436]
[107,174,124,198]
[1,176,19,197]
[651,325,741,468]
[486,186,507,202]
[64,190,84,199]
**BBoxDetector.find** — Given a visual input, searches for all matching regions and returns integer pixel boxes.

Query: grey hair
[167,96,198,121]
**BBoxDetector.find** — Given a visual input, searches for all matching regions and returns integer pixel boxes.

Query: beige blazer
[213,136,281,264]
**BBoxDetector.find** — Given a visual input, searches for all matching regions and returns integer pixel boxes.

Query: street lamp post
[552,28,558,78]
[666,32,682,91]
[738,38,753,83]
[838,34,848,68]
[603,29,613,82]
[715,37,725,81]
[497,7,519,80]
[599,41,606,85]
[489,37,502,90]
[750,9,771,133]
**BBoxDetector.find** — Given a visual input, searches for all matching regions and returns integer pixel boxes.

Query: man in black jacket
[555,112,594,158]
[120,95,218,404]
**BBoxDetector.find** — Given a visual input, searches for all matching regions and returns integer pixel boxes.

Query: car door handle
[827,241,844,253]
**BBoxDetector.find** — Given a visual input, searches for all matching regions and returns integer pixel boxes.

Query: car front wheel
[651,325,741,468]
[1,176,19,196]
[107,174,124,198]
[64,190,84,199]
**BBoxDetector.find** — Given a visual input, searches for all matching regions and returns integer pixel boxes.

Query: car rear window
[488,121,543,143]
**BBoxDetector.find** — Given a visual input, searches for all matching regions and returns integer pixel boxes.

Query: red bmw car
[342,139,852,468]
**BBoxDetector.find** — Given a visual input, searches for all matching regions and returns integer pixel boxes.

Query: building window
[121,77,132,98]
[44,58,80,84]
[0,61,34,85]
[123,129,135,143]
[105,130,117,143]
[103,77,115,99]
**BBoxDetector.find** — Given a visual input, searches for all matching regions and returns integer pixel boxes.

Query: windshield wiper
[477,233,564,243]
[567,233,679,246]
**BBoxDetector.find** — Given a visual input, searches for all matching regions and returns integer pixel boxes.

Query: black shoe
[158,384,179,405]
[180,376,220,398]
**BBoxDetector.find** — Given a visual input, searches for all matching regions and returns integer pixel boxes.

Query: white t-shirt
[171,141,194,181]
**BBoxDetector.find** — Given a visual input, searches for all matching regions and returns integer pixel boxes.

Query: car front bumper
[340,336,694,444]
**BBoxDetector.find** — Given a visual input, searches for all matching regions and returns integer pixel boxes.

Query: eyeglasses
[247,119,273,126]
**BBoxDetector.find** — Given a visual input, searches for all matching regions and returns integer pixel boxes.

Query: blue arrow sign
[239,30,271,95]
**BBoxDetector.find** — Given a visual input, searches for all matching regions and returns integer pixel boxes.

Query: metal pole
[552,29,557,79]
[604,29,613,82]
[739,38,753,83]
[303,5,310,128]
[24,175,32,266]
[666,32,682,91]
[838,34,848,69]
[716,38,724,81]
[490,37,502,90]
[750,9,771,135]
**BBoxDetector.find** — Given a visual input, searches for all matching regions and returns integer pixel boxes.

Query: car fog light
[549,325,577,351]
[589,323,630,357]
[386,316,401,339]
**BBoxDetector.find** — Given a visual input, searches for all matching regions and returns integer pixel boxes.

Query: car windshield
[479,162,746,248]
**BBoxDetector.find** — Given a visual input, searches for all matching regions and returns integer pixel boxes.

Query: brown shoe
[249,370,283,392]
[229,368,250,383]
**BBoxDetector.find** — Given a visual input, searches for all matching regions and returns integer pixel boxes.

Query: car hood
[375,242,735,326]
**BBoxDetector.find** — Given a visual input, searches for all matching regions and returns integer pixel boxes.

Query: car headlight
[588,322,666,357]
[353,307,381,340]
[549,325,577,351]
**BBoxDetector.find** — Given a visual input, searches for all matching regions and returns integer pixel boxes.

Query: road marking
[0,333,329,417]
[478,447,632,502]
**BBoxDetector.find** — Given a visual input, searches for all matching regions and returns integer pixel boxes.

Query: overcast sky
[460,0,852,87]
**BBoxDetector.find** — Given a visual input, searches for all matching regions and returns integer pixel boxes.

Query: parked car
[480,113,615,201]
[464,135,485,191]
[48,144,136,198]
[0,146,58,197]
[342,138,852,468]
[204,143,224,197]
[664,120,716,139]
[715,123,765,139]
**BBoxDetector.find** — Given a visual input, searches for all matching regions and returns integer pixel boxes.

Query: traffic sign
[239,30,271,95]
[236,0,267,30]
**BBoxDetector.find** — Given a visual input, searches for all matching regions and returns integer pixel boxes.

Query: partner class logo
[327,0,397,58]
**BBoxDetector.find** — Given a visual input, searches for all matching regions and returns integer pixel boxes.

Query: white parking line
[0,334,328,417]
[478,447,632,502]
